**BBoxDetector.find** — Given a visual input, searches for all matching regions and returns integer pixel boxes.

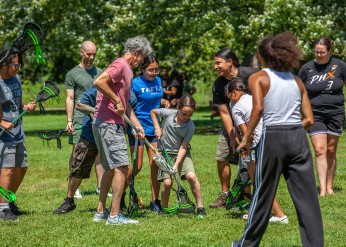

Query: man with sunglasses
[0,49,36,221]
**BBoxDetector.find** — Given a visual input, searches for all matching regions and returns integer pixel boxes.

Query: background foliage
[1,0,345,105]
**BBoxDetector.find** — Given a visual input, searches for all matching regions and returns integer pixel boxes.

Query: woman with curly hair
[232,32,324,247]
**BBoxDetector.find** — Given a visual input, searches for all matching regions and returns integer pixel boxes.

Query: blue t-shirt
[80,86,97,143]
[131,75,163,136]
[0,76,24,143]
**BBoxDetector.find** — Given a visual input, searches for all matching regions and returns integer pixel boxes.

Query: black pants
[239,125,324,247]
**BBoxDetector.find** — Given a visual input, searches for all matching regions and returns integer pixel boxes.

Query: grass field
[1,107,345,247]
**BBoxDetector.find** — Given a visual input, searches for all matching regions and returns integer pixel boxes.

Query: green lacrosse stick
[0,186,17,203]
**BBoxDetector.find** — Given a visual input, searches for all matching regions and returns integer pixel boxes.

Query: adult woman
[210,48,258,208]
[128,54,170,212]
[298,38,346,196]
[232,32,323,247]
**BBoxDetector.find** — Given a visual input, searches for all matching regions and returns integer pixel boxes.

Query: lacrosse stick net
[225,172,252,210]
[0,186,17,203]
[37,126,82,149]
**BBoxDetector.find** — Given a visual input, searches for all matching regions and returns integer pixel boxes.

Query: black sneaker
[0,208,19,222]
[196,207,206,219]
[9,202,23,215]
[53,200,76,214]
[150,199,162,212]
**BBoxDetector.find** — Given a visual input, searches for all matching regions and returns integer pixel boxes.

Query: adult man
[92,36,151,225]
[65,41,103,198]
[0,49,36,221]
[210,48,258,208]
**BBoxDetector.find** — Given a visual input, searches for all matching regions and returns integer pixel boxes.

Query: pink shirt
[94,57,133,124]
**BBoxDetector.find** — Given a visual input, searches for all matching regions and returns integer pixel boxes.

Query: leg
[218,160,231,192]
[161,178,173,208]
[0,168,13,203]
[67,177,83,198]
[109,166,127,216]
[310,134,328,196]
[271,196,285,218]
[97,169,114,213]
[147,143,160,201]
[94,154,103,189]
[8,167,27,194]
[326,134,339,195]
[185,172,203,208]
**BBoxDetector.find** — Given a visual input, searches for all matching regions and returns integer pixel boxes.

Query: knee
[185,172,198,184]
[163,179,173,189]
[314,145,327,157]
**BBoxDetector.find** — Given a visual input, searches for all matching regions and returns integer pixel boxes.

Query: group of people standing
[1,31,345,247]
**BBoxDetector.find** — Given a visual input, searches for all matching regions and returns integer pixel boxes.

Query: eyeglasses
[145,68,160,74]
[9,63,21,69]
[314,50,327,55]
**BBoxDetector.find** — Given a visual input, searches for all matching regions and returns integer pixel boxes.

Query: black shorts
[69,138,98,179]
[308,113,344,137]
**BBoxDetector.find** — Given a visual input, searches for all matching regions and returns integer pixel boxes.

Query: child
[150,95,206,218]
[226,77,288,223]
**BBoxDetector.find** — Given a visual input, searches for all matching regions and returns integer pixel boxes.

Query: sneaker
[0,208,19,222]
[74,188,83,199]
[196,207,206,219]
[53,200,76,214]
[106,213,139,225]
[242,214,248,220]
[96,188,112,198]
[9,202,23,215]
[93,209,110,222]
[209,192,227,208]
[231,240,241,247]
[269,215,288,224]
[150,199,162,212]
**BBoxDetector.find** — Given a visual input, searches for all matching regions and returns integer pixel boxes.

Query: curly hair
[124,36,152,56]
[258,32,303,72]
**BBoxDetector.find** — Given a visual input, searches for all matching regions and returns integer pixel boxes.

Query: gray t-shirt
[231,94,263,148]
[156,108,195,153]
[0,76,24,143]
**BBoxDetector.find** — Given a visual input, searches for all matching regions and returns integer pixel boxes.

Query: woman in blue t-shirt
[127,54,170,212]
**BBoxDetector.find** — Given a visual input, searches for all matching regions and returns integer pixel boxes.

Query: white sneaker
[269,215,288,224]
[96,188,112,198]
[106,213,139,225]
[74,188,83,199]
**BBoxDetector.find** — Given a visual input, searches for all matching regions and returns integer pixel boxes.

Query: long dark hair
[214,48,240,67]
[258,32,303,72]
[140,54,159,70]
[226,77,247,93]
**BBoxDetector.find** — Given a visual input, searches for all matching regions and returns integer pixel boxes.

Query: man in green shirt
[64,41,103,199]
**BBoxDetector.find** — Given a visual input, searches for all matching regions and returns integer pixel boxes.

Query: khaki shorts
[0,141,28,168]
[93,119,128,170]
[69,138,98,179]
[68,123,82,144]
[215,132,239,164]
[158,153,195,181]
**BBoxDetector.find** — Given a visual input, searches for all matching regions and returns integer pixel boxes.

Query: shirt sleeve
[64,70,76,90]
[105,61,123,86]
[298,64,308,82]
[182,122,195,144]
[232,107,246,128]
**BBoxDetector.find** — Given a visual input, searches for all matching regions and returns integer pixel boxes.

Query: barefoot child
[150,95,206,218]
[226,77,288,223]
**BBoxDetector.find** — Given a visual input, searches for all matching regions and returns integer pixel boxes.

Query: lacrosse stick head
[35,81,60,112]
[12,22,43,53]
[127,187,140,218]
[37,129,65,149]
[0,186,17,203]
[176,185,196,214]
[153,153,176,175]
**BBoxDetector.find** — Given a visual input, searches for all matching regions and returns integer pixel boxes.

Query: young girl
[127,54,170,212]
[150,95,206,218]
[226,77,288,223]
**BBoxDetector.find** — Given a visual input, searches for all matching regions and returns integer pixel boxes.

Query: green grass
[1,107,345,247]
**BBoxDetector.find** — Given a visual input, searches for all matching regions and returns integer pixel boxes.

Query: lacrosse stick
[122,114,175,175]
[126,136,140,218]
[37,126,82,149]
[0,80,60,136]
[225,173,252,210]
[12,22,46,64]
[0,186,17,203]
[159,140,196,215]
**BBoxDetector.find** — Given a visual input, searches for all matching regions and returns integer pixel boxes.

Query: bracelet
[67,120,72,123]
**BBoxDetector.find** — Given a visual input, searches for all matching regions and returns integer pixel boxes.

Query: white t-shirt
[231,94,263,147]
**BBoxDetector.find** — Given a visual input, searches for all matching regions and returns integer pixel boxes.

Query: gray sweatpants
[239,125,324,247]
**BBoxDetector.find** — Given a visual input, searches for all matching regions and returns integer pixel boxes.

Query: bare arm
[151,109,162,139]
[218,104,233,139]
[295,76,314,129]
[65,89,75,132]
[76,102,95,115]
[163,86,177,96]
[173,142,189,171]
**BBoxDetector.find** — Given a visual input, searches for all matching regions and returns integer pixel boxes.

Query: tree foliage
[0,0,345,101]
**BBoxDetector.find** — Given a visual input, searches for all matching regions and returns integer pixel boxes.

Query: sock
[65,197,74,203]
[0,203,9,211]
